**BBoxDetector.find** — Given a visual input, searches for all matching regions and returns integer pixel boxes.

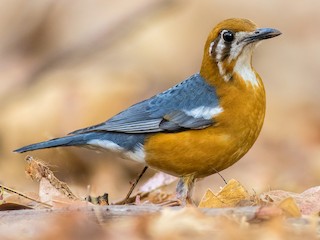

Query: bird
[14,18,281,205]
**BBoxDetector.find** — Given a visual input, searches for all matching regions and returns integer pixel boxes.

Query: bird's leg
[176,175,196,206]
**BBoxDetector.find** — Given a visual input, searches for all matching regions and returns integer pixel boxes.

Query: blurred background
[1,0,319,203]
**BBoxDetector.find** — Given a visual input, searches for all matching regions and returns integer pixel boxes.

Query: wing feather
[69,74,220,135]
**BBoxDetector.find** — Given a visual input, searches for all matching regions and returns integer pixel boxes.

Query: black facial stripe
[211,35,231,62]
[220,45,231,62]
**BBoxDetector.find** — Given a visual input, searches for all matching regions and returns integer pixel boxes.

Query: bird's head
[200,18,281,86]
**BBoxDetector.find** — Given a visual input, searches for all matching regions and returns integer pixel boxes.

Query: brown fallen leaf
[261,186,320,215]
[143,190,175,205]
[254,206,283,221]
[25,156,79,205]
[0,202,32,211]
[0,184,51,209]
[198,179,250,208]
[39,178,69,204]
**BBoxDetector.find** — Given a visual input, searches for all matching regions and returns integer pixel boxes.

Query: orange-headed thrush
[15,18,281,204]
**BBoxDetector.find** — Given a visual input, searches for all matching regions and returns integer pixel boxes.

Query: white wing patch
[184,106,223,120]
[88,139,146,163]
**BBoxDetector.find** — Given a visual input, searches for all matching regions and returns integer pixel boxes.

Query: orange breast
[144,74,266,178]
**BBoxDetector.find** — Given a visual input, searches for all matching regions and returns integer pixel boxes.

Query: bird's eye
[222,31,234,42]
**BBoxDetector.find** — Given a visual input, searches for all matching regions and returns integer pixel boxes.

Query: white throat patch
[233,47,258,87]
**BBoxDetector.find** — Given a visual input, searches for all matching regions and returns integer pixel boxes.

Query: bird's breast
[144,74,266,178]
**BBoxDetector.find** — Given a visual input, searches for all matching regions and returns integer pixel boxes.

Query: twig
[122,166,148,204]
[125,166,148,203]
[212,167,227,185]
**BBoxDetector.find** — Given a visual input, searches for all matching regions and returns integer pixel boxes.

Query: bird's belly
[144,125,259,178]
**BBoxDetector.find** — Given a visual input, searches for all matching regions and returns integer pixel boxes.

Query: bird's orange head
[200,18,281,86]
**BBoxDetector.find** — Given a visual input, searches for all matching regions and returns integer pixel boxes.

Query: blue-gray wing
[69,73,221,134]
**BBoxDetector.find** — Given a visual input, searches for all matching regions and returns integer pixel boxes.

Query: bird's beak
[242,28,282,44]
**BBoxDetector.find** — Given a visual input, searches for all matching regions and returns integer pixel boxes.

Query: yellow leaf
[198,179,249,208]
[278,197,301,218]
[198,189,224,208]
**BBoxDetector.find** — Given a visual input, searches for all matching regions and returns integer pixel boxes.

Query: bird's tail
[14,133,96,153]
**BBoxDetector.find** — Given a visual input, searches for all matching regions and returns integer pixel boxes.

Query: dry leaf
[0,202,32,211]
[2,194,35,208]
[25,156,79,204]
[278,197,301,218]
[143,190,175,204]
[198,189,218,208]
[39,178,70,204]
[51,196,91,209]
[199,179,249,208]
[254,206,283,220]
[261,186,320,215]
[0,184,51,209]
